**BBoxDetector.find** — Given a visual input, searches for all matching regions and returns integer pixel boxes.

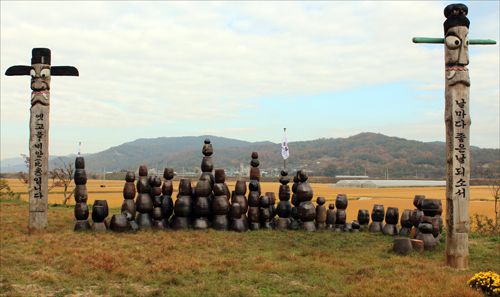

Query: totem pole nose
[32,78,48,91]
[458,47,469,65]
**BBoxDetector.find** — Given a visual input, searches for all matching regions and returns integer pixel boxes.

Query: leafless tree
[480,167,500,236]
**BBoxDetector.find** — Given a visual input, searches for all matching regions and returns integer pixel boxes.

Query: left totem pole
[5,48,79,234]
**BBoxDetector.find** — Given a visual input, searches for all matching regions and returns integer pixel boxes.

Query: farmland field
[7,179,496,223]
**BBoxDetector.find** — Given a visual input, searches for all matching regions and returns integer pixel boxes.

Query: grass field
[1,178,499,296]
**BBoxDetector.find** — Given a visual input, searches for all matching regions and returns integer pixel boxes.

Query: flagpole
[283,128,287,170]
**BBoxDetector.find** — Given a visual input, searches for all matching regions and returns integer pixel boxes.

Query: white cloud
[1,1,498,159]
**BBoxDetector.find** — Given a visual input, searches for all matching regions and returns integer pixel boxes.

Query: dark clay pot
[385,207,399,225]
[122,210,133,221]
[247,207,260,223]
[413,195,425,210]
[291,194,300,207]
[74,220,91,231]
[326,209,337,225]
[249,167,260,181]
[296,182,313,202]
[196,180,212,198]
[335,194,348,210]
[400,209,413,228]
[416,233,436,251]
[260,207,272,221]
[75,156,85,169]
[297,170,308,182]
[279,185,290,201]
[212,215,230,231]
[92,205,106,223]
[301,221,316,232]
[336,209,347,225]
[124,171,135,183]
[298,201,316,222]
[232,195,248,214]
[74,185,88,203]
[213,195,230,215]
[136,194,153,213]
[234,180,247,195]
[411,209,424,227]
[279,175,290,185]
[291,207,299,220]
[201,156,214,172]
[371,205,385,222]
[136,177,150,194]
[231,219,247,232]
[138,166,147,177]
[194,196,211,217]
[275,218,291,230]
[174,195,193,217]
[123,182,136,199]
[276,201,292,218]
[357,209,370,225]
[214,168,225,183]
[315,204,327,224]
[93,200,109,218]
[260,195,271,208]
[161,195,174,219]
[230,203,241,220]
[421,198,440,217]
[151,207,163,220]
[121,199,137,220]
[163,168,174,180]
[152,195,162,208]
[250,158,260,168]
[393,238,414,254]
[418,222,433,234]
[170,216,192,230]
[213,183,225,196]
[178,179,192,196]
[248,191,260,207]
[110,214,129,232]
[151,187,162,200]
[202,140,213,156]
[135,213,153,229]
[161,180,173,196]
[74,169,87,185]
[74,203,89,220]
[251,152,258,159]
[193,217,210,230]
[248,180,259,192]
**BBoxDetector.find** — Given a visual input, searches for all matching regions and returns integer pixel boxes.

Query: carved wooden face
[30,64,51,106]
[445,26,469,67]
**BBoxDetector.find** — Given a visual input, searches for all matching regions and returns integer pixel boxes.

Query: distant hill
[3,133,498,179]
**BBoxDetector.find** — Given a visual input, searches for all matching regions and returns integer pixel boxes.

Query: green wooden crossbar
[412,37,497,45]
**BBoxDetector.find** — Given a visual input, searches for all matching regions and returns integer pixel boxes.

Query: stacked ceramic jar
[161,168,175,227]
[369,204,385,233]
[200,139,215,187]
[266,192,277,228]
[121,171,137,221]
[399,209,413,236]
[193,178,212,230]
[315,197,327,230]
[334,194,348,231]
[435,200,444,243]
[382,207,399,236]
[91,199,108,231]
[247,152,261,231]
[212,169,230,230]
[135,166,153,229]
[275,170,292,230]
[149,176,165,229]
[290,175,300,230]
[232,179,248,232]
[74,156,90,231]
[171,178,193,230]
[325,204,337,230]
[417,198,440,250]
[357,209,370,231]
[296,170,316,232]
[247,180,261,231]
[259,194,273,230]
[411,195,425,238]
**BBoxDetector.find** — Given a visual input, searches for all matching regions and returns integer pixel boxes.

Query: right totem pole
[413,3,496,269]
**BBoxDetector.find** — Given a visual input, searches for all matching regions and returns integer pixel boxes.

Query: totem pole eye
[445,36,461,49]
[40,69,50,78]
[465,37,469,47]
[30,69,36,78]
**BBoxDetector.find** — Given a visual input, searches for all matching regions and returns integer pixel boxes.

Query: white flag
[78,142,82,157]
[281,131,289,159]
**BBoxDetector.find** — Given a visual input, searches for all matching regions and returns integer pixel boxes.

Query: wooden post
[5,48,78,234]
[413,4,496,269]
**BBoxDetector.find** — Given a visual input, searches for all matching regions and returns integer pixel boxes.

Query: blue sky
[1,1,498,160]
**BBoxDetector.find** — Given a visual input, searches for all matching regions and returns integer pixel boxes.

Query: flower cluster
[467,271,500,295]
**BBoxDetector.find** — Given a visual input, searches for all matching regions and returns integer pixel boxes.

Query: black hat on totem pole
[444,3,470,34]
[32,48,51,65]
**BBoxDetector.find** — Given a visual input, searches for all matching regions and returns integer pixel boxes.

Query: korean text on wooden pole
[413,4,496,269]
[5,48,79,234]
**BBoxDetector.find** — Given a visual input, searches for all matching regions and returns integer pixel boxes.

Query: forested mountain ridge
[73,133,498,179]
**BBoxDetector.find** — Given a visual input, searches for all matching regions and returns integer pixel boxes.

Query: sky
[1,1,499,161]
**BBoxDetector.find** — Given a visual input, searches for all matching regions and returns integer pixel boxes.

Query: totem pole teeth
[447,70,456,79]
[42,93,49,100]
